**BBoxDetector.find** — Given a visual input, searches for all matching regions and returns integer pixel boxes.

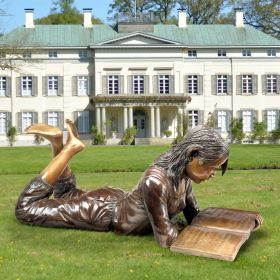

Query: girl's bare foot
[64,120,85,154]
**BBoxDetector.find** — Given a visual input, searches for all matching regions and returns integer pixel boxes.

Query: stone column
[156,106,160,137]
[101,107,106,135]
[128,107,133,128]
[123,107,128,131]
[150,106,155,138]
[96,107,101,132]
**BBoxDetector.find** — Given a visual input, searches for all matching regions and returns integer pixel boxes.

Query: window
[47,112,59,127]
[267,74,277,94]
[77,111,89,133]
[188,110,198,128]
[48,76,58,96]
[108,75,119,94]
[23,52,32,58]
[242,49,251,57]
[0,77,6,96]
[267,49,276,57]
[0,52,6,58]
[159,75,169,94]
[188,50,197,58]
[267,110,278,132]
[217,75,227,94]
[77,76,88,96]
[49,50,57,58]
[242,75,253,94]
[218,49,226,57]
[21,76,32,96]
[22,112,33,131]
[133,75,144,94]
[242,111,253,132]
[217,111,228,132]
[79,50,88,58]
[0,112,7,134]
[188,75,198,95]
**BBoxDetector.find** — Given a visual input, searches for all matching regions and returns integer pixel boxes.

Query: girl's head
[154,126,229,187]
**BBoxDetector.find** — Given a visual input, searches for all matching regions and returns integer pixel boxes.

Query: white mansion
[0,8,279,145]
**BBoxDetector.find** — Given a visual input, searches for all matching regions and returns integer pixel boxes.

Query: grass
[0,145,280,279]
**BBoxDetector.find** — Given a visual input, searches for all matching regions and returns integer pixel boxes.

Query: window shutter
[42,111,48,124]
[6,112,11,132]
[59,112,64,130]
[276,110,280,129]
[6,77,11,97]
[73,111,78,128]
[198,110,204,125]
[211,75,217,95]
[252,75,258,94]
[184,75,188,94]
[31,76,38,96]
[227,111,233,132]
[17,112,22,133]
[227,75,232,95]
[277,75,280,94]
[42,76,48,96]
[16,77,21,97]
[153,75,158,95]
[72,76,77,96]
[89,110,94,133]
[197,75,203,95]
[253,110,258,123]
[236,75,242,95]
[118,75,124,94]
[262,110,267,126]
[88,76,94,96]
[127,75,132,94]
[214,110,218,128]
[32,112,38,124]
[102,75,108,94]
[262,75,267,94]
[169,75,175,94]
[144,75,149,94]
[58,76,63,96]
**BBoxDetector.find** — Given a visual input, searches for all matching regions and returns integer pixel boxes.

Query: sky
[0,0,113,33]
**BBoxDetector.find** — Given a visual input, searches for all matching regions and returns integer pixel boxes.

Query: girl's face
[186,156,228,184]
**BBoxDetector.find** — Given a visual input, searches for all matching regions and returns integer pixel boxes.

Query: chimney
[83,8,92,28]
[178,9,187,28]
[25,9,34,28]
[235,8,244,28]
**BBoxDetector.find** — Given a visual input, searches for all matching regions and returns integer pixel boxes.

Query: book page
[191,207,256,234]
[170,225,249,261]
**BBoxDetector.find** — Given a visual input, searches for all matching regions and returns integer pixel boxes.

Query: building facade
[0,8,279,146]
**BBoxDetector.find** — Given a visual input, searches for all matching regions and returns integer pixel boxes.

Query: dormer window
[23,51,32,58]
[267,49,276,57]
[79,50,88,58]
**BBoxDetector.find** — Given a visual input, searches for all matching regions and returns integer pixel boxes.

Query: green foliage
[91,126,105,145]
[230,118,245,143]
[122,126,137,145]
[6,126,16,147]
[35,0,102,24]
[175,113,188,143]
[205,112,216,128]
[251,120,267,144]
[163,129,172,137]
[269,118,280,143]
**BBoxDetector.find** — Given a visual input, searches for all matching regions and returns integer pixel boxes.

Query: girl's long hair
[153,126,229,189]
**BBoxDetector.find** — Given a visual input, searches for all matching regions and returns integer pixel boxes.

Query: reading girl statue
[16,120,231,247]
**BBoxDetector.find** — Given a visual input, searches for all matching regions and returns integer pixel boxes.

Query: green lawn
[0,145,280,279]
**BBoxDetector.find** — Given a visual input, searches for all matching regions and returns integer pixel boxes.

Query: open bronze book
[170,207,262,261]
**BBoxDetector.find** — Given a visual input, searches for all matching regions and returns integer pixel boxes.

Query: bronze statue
[15,121,260,248]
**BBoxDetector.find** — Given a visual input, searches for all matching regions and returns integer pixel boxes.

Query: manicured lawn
[0,145,280,279]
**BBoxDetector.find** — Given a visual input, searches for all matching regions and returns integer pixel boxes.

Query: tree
[150,0,177,23]
[230,118,245,143]
[6,126,16,146]
[251,120,267,144]
[35,0,102,25]
[177,0,229,24]
[230,0,280,39]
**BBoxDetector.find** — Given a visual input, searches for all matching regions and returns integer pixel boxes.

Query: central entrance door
[133,110,146,138]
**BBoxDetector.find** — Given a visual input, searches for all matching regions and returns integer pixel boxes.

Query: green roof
[0,23,279,48]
